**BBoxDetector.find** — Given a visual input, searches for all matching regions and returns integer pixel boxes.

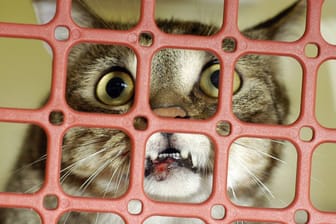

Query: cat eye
[96,70,134,106]
[200,63,241,98]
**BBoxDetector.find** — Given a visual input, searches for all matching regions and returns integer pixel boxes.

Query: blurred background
[0,0,335,213]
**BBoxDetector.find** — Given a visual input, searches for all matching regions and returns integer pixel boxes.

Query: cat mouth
[145,148,195,181]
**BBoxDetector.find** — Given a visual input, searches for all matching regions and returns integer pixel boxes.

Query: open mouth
[145,148,195,181]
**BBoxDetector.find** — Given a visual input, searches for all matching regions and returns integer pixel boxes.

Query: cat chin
[144,169,212,203]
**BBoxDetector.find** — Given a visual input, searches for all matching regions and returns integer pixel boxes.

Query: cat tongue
[153,158,177,181]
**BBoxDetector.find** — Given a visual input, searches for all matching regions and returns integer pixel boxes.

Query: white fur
[144,171,212,202]
[178,51,208,95]
[227,137,273,206]
[144,216,204,224]
[32,0,55,24]
[145,133,213,202]
[169,133,211,168]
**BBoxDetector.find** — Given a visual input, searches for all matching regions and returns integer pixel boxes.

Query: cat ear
[243,0,306,41]
[32,0,99,27]
[33,0,104,54]
[32,0,56,24]
[71,0,103,28]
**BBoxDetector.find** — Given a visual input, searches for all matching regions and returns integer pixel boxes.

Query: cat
[0,0,305,223]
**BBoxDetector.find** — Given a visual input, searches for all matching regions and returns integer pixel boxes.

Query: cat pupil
[106,77,127,98]
[210,70,219,88]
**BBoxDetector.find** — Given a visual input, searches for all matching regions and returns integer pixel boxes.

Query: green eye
[200,63,221,98]
[200,63,241,98]
[232,70,241,94]
[96,70,134,106]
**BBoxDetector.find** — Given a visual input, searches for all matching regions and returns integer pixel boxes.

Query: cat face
[33,0,304,205]
[65,32,218,202]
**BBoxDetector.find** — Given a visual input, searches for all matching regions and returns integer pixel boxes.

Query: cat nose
[153,106,188,118]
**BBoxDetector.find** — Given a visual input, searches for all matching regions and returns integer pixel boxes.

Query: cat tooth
[149,152,158,161]
[191,156,198,168]
[181,150,189,159]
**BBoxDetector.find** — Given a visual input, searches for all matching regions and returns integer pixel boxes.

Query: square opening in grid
[311,143,336,212]
[1,0,54,24]
[321,0,336,45]
[0,38,51,109]
[70,0,140,30]
[66,43,137,114]
[316,60,336,128]
[0,122,46,194]
[155,0,224,35]
[238,0,306,42]
[227,137,297,209]
[144,132,214,203]
[61,126,131,199]
[233,54,302,125]
[150,48,221,120]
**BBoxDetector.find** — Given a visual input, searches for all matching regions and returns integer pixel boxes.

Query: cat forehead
[151,48,215,95]
[70,44,216,97]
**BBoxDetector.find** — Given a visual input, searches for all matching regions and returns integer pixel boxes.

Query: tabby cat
[0,0,305,223]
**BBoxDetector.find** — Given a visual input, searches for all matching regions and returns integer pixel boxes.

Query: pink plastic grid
[0,0,335,223]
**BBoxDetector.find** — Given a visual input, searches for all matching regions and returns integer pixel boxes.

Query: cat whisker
[60,147,108,181]
[96,162,129,224]
[10,143,85,183]
[94,212,101,224]
[62,212,72,224]
[3,155,47,193]
[102,158,125,197]
[228,179,240,204]
[72,138,111,148]
[269,139,287,146]
[12,154,47,175]
[233,141,286,165]
[311,176,324,186]
[237,221,246,224]
[238,158,275,200]
[60,165,77,185]
[24,183,43,194]
[115,162,129,194]
[110,159,129,195]
[102,168,118,198]
[78,160,111,195]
